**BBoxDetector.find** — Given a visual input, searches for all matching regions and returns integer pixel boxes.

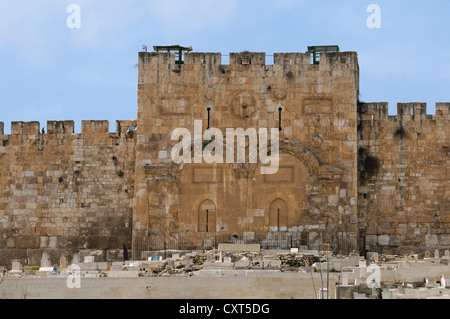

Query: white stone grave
[84,256,94,263]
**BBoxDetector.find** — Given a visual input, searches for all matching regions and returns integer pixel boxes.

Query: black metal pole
[207,107,211,129]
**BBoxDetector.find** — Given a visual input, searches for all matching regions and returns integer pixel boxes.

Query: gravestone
[435,249,440,259]
[72,253,80,264]
[12,260,22,270]
[224,256,232,264]
[424,251,431,259]
[166,259,175,270]
[59,257,67,270]
[38,266,54,276]
[217,243,260,253]
[10,260,23,275]
[84,256,94,263]
[40,251,51,267]
[342,276,348,285]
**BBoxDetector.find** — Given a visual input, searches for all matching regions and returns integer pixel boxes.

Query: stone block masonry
[133,50,360,255]
[357,101,449,255]
[0,120,137,266]
[0,47,448,268]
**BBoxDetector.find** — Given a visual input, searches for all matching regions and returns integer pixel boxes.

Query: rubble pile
[3,247,450,299]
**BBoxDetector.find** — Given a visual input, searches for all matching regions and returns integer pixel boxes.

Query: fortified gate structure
[0,46,448,266]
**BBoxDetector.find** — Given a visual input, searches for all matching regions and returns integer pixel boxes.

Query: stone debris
[3,245,450,299]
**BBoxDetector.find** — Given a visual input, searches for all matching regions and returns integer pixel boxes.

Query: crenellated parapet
[359,102,449,120]
[0,119,137,147]
[46,120,75,134]
[358,102,450,137]
[138,50,358,66]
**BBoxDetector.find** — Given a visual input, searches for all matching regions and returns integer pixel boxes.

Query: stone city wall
[0,48,448,267]
[0,120,136,266]
[357,102,450,254]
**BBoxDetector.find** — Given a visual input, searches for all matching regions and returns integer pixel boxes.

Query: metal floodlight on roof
[307,45,339,65]
[153,45,193,64]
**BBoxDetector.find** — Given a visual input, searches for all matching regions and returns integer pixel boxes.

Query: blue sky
[0,0,448,133]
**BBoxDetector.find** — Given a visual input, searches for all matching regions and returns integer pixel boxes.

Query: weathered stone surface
[0,119,136,265]
[218,244,260,253]
[0,48,448,267]
[378,235,390,246]
[133,50,360,254]
[358,101,450,254]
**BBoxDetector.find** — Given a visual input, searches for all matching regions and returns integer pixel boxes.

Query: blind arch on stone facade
[269,198,288,232]
[198,199,216,232]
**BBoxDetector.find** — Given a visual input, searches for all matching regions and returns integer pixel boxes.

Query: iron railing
[131,232,357,260]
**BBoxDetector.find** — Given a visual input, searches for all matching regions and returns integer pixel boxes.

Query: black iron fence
[131,232,357,260]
